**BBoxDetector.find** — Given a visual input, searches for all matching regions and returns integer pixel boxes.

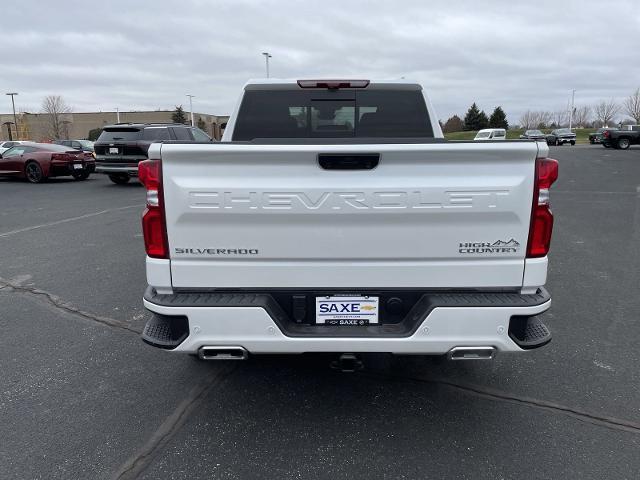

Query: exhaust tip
[448,346,496,361]
[198,346,248,360]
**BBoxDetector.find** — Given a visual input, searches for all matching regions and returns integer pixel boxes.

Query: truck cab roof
[242,78,423,92]
[101,123,193,129]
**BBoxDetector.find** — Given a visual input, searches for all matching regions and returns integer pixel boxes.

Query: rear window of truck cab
[233,88,433,140]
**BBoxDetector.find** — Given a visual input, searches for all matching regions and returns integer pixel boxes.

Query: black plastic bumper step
[142,314,189,350]
[144,286,551,339]
[508,315,552,349]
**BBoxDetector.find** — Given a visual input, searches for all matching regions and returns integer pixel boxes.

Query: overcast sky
[4,0,639,124]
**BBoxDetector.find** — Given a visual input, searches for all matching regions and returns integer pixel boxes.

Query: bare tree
[572,106,591,128]
[593,99,619,127]
[520,110,552,129]
[528,111,552,129]
[520,110,532,130]
[553,109,568,128]
[623,88,640,124]
[540,111,554,129]
[42,95,71,140]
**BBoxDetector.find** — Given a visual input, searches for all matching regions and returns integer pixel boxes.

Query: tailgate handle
[318,153,379,170]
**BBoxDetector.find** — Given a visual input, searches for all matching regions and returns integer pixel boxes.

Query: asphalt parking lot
[1,144,639,479]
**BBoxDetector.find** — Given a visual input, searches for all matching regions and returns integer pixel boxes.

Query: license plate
[315,296,379,325]
[73,164,83,169]
[109,147,118,154]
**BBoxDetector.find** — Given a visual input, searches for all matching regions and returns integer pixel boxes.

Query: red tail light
[603,130,610,138]
[527,158,559,258]
[139,159,168,258]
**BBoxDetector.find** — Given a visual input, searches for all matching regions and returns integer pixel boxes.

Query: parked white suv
[139,79,557,363]
[0,140,32,155]
[474,128,506,140]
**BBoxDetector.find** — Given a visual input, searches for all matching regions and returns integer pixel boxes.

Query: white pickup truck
[140,79,557,363]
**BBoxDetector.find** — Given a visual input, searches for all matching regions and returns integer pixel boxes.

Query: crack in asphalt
[3,273,638,439]
[362,370,640,435]
[111,365,237,480]
[0,278,141,334]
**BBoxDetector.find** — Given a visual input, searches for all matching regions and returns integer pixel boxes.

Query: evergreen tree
[488,106,509,129]
[443,115,464,133]
[87,127,103,141]
[172,105,187,124]
[478,110,489,129]
[463,103,488,131]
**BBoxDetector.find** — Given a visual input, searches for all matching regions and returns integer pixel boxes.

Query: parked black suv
[54,139,95,153]
[94,123,212,184]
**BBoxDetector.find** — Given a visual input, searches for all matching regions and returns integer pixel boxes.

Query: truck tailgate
[160,141,544,289]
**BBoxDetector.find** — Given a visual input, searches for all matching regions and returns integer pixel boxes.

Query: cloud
[4,0,639,124]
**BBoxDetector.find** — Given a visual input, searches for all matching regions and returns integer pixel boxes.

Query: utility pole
[262,52,272,78]
[6,92,18,139]
[568,89,576,130]
[116,107,120,123]
[186,94,195,126]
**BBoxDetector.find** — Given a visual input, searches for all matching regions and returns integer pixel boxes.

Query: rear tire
[570,140,575,146]
[603,144,610,148]
[72,171,90,180]
[25,161,45,183]
[108,174,130,184]
[617,138,631,150]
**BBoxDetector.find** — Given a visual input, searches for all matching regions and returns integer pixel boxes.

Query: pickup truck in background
[589,127,616,144]
[139,79,557,365]
[546,128,576,146]
[602,127,640,149]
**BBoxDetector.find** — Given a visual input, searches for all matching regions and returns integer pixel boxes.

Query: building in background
[0,110,229,142]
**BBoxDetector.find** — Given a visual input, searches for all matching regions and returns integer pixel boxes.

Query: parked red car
[0,142,95,183]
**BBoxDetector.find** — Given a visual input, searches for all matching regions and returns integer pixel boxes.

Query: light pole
[6,92,18,139]
[262,52,272,78]
[568,89,576,130]
[186,94,195,126]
